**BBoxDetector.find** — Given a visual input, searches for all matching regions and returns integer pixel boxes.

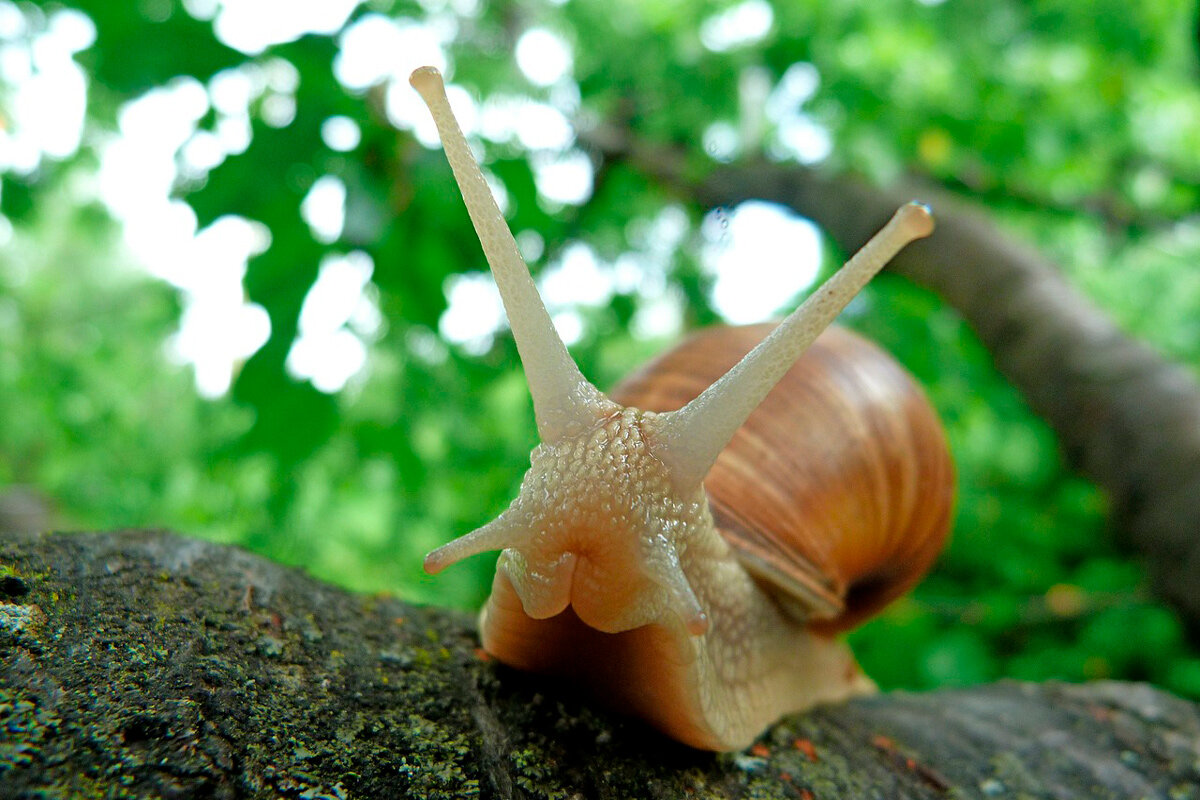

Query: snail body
[410,67,954,751]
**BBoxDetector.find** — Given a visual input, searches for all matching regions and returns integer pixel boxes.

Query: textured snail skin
[470,402,874,751]
[410,66,953,751]
[468,325,951,751]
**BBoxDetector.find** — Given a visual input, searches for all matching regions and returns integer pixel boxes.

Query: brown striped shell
[611,323,955,633]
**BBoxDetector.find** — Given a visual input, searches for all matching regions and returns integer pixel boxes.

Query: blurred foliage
[3,0,1200,701]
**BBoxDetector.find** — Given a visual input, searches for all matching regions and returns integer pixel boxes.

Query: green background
[3,0,1200,698]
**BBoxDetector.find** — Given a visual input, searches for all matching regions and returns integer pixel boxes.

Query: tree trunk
[3,529,1199,799]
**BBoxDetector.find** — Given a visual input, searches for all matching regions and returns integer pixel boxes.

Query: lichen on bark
[2,529,1199,799]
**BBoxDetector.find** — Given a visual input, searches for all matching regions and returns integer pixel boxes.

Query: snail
[410,66,954,751]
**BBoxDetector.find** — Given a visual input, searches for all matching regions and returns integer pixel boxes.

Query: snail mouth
[565,554,633,633]
[566,554,709,637]
[501,541,710,638]
[500,549,639,633]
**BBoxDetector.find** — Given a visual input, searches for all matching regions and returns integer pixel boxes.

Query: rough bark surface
[3,529,1200,799]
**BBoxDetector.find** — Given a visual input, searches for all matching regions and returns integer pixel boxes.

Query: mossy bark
[3,529,1199,799]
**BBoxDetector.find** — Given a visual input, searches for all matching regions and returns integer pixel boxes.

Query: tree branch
[4,529,1200,798]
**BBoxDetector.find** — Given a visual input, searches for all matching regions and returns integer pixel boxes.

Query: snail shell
[611,323,954,634]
